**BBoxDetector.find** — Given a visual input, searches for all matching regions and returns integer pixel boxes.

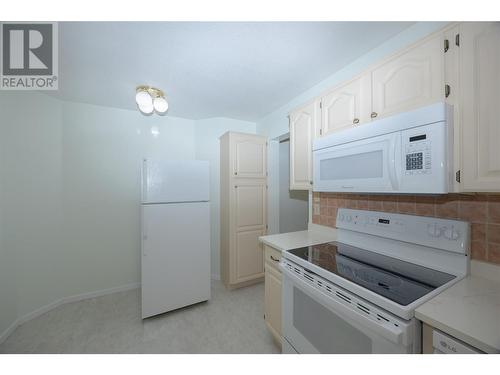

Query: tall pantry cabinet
[220,131,268,290]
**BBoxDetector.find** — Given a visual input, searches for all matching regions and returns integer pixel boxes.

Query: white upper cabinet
[460,22,500,191]
[289,100,320,190]
[232,133,267,179]
[370,34,444,120]
[321,74,371,136]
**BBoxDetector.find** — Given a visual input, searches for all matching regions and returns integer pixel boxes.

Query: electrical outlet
[313,203,321,215]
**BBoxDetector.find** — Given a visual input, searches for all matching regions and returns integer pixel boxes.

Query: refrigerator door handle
[142,159,148,203]
[142,210,148,257]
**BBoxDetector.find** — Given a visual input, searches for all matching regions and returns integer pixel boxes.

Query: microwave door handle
[388,135,400,190]
[282,266,404,345]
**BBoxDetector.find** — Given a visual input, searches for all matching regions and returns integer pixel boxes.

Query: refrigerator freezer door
[142,159,210,204]
[141,201,211,318]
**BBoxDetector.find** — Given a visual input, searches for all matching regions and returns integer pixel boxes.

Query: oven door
[282,265,416,354]
[313,132,401,193]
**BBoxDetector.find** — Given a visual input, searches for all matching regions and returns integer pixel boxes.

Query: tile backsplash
[312,192,500,265]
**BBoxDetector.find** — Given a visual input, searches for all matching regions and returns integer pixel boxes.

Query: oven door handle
[282,266,405,345]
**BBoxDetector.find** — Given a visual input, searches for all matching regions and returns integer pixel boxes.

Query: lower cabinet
[263,245,282,346]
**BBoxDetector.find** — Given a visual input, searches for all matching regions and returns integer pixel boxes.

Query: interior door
[460,22,500,191]
[141,202,211,319]
[371,34,444,120]
[321,75,371,135]
[232,181,266,283]
[289,100,320,190]
[232,134,267,179]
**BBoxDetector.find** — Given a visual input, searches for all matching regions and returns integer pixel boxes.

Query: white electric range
[281,208,470,354]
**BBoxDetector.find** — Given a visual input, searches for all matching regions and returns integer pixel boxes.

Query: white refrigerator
[141,159,211,319]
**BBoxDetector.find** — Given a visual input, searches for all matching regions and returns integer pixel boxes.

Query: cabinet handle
[234,171,237,175]
[353,118,360,125]
[310,180,313,185]
[270,255,280,262]
[371,112,378,119]
[445,84,451,98]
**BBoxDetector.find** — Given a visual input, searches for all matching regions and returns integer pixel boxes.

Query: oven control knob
[339,214,345,221]
[346,215,352,223]
[444,226,460,240]
[427,223,442,237]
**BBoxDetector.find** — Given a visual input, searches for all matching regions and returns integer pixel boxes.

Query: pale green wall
[0,93,63,333]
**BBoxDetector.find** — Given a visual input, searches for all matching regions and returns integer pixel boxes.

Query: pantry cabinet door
[231,181,266,283]
[289,100,320,190]
[371,34,444,120]
[321,74,371,135]
[232,134,267,179]
[460,22,500,191]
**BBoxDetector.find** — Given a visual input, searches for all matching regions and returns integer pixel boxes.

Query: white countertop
[415,271,500,353]
[259,227,337,252]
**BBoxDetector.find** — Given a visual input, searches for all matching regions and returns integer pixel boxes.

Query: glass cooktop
[286,242,456,306]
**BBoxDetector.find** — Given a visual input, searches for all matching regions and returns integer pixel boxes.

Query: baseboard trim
[0,282,140,346]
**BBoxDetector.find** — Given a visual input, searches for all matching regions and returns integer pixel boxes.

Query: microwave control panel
[405,134,431,175]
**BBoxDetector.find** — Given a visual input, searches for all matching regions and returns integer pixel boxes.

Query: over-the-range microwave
[313,102,454,194]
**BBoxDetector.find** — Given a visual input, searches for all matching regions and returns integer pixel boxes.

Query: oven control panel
[336,208,469,255]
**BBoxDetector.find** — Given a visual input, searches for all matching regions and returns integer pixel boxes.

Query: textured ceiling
[49,22,414,121]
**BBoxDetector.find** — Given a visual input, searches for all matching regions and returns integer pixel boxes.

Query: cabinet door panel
[235,229,264,281]
[461,22,500,191]
[289,100,319,190]
[321,75,370,135]
[265,264,282,341]
[235,183,266,229]
[371,35,443,119]
[232,181,266,283]
[233,136,267,179]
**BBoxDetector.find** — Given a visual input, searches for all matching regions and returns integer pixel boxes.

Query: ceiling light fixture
[135,86,169,116]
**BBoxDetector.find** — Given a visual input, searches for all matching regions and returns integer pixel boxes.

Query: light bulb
[153,96,168,114]
[135,90,152,107]
[138,101,154,115]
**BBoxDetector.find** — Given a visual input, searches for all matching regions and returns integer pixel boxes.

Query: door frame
[267,137,281,235]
